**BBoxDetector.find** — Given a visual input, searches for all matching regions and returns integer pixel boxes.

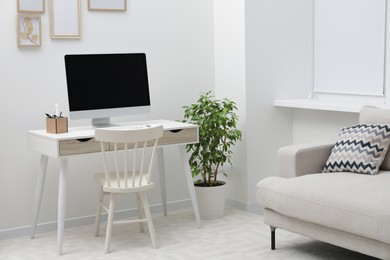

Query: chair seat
[95,172,155,193]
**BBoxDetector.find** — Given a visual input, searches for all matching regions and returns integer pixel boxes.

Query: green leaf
[182,91,242,185]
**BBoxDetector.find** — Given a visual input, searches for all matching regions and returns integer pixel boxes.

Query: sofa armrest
[278,143,333,178]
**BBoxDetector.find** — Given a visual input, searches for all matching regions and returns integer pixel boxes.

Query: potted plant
[182,91,242,219]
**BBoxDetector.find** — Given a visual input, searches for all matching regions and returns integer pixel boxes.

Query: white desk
[27,119,201,255]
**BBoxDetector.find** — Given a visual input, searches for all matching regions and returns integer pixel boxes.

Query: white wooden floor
[0,208,376,259]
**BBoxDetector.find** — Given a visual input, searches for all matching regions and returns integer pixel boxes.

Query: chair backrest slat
[132,142,138,187]
[100,142,111,187]
[139,141,147,186]
[113,143,120,187]
[147,138,159,182]
[95,125,163,189]
[124,143,128,187]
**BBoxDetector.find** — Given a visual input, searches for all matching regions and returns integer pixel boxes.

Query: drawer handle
[169,129,183,133]
[76,138,93,142]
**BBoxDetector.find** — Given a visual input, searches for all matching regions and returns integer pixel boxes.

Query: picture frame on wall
[18,16,41,47]
[17,0,45,13]
[49,0,81,38]
[88,0,127,11]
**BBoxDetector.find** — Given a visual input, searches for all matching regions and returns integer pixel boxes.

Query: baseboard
[225,198,262,213]
[0,199,192,241]
[0,198,260,241]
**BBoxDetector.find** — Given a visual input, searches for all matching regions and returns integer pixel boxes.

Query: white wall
[214,0,248,205]
[0,0,214,232]
[243,1,360,197]
[245,0,314,205]
[293,110,359,144]
[214,0,315,209]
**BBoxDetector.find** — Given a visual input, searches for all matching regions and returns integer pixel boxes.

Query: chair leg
[136,193,145,233]
[95,186,104,237]
[104,193,116,254]
[139,192,157,249]
[270,226,276,250]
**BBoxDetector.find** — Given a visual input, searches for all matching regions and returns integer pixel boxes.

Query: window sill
[274,99,390,113]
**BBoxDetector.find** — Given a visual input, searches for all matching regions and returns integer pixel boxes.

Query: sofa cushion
[323,124,390,175]
[256,171,390,244]
[360,106,390,171]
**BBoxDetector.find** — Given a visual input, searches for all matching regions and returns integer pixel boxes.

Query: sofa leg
[270,226,276,250]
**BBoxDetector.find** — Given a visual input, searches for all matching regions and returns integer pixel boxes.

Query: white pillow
[323,124,390,175]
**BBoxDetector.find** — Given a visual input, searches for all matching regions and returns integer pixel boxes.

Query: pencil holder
[46,117,68,134]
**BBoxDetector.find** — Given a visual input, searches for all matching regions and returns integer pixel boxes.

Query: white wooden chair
[94,125,163,253]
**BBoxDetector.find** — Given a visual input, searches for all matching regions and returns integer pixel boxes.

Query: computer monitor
[64,53,151,127]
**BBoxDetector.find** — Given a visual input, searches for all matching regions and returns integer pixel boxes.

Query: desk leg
[157,148,167,216]
[178,145,201,228]
[57,158,69,256]
[31,155,49,239]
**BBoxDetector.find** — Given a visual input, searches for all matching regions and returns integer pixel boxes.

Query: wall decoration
[49,0,81,38]
[88,0,127,11]
[18,0,45,13]
[18,16,41,47]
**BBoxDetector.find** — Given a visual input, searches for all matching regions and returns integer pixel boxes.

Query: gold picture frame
[17,0,45,13]
[88,0,127,11]
[18,15,41,47]
[50,0,81,39]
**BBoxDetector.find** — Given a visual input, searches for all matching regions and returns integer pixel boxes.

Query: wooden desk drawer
[58,127,197,156]
[108,128,198,150]
[59,138,108,156]
[159,128,198,146]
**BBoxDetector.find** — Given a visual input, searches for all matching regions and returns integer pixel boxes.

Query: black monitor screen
[65,53,150,113]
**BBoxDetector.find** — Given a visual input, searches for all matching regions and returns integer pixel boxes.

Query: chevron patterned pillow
[323,124,390,175]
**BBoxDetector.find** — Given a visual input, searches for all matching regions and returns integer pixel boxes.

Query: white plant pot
[194,181,226,219]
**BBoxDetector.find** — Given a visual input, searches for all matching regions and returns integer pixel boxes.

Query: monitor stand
[92,117,114,128]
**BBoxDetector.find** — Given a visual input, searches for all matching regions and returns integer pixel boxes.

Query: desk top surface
[28,119,197,141]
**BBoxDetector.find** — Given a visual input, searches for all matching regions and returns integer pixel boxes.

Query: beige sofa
[256,106,390,259]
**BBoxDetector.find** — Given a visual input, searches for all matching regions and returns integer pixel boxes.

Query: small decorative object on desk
[45,103,68,133]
